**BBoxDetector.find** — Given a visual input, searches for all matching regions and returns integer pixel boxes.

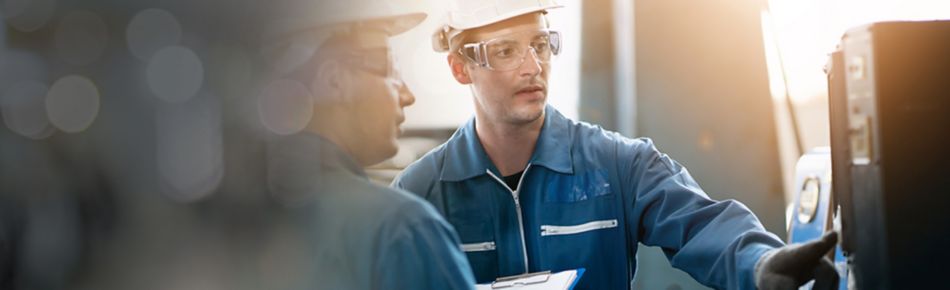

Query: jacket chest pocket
[452,220,499,283]
[540,219,618,236]
[536,193,625,272]
[443,183,502,282]
[537,194,622,239]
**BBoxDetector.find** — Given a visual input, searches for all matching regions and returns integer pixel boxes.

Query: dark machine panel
[830,20,950,289]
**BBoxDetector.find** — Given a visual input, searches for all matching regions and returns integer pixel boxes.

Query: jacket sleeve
[372,200,475,290]
[618,137,785,290]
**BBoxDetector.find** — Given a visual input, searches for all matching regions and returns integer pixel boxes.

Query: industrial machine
[821,20,950,289]
[791,19,950,290]
[835,20,950,290]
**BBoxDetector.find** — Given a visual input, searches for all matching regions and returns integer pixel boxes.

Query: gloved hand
[755,231,840,290]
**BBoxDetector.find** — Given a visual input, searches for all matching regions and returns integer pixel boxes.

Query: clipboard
[475,269,585,290]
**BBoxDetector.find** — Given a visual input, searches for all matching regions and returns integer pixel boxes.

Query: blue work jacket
[269,132,475,290]
[392,105,784,290]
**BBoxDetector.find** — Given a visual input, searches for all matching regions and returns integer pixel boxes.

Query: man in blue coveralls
[393,0,838,289]
[260,0,474,289]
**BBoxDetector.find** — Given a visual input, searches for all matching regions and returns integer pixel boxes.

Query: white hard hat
[262,0,426,74]
[267,0,426,41]
[432,0,563,52]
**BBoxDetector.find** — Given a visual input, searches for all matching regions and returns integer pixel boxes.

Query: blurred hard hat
[431,0,562,52]
[262,0,426,74]
[267,0,426,40]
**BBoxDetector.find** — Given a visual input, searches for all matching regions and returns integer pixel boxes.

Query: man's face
[340,31,414,165]
[458,13,550,125]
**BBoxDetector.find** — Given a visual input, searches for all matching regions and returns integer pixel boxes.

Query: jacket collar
[269,132,368,181]
[440,104,574,182]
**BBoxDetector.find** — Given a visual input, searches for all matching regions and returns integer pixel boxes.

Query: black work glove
[755,231,840,290]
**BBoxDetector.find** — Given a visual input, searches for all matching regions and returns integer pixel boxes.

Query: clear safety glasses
[340,48,395,79]
[459,29,561,71]
[338,49,409,95]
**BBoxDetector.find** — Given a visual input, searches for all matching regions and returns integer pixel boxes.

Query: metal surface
[832,20,950,290]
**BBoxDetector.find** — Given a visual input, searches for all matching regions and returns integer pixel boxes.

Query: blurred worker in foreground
[261,1,475,289]
[393,0,838,289]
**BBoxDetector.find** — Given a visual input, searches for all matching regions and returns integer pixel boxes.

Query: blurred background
[1,0,948,289]
[382,0,950,288]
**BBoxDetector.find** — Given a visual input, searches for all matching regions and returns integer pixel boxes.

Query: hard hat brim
[362,12,428,36]
[261,11,426,75]
[266,12,426,43]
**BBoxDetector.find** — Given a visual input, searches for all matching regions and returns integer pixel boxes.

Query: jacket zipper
[461,241,496,252]
[485,163,532,274]
[540,219,618,236]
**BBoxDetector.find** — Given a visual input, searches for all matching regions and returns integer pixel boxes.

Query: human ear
[447,54,472,85]
[313,60,352,103]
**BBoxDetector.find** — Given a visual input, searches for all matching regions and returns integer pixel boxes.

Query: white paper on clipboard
[475,269,579,290]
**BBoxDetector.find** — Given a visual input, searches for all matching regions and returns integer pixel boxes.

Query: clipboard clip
[490,270,552,289]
